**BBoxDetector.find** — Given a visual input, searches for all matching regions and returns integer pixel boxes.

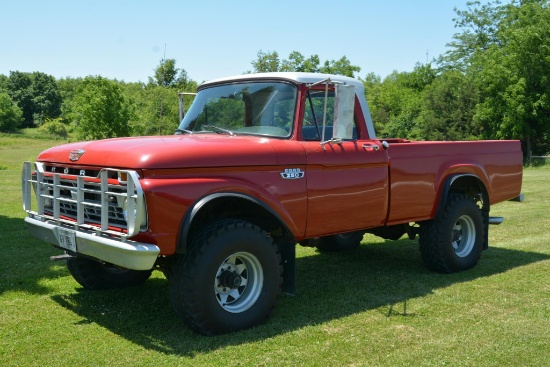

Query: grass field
[1,136,549,366]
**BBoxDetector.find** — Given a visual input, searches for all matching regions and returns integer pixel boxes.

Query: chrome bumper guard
[22,161,159,270]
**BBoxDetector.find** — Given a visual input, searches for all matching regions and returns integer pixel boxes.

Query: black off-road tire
[169,219,282,335]
[315,231,364,252]
[66,256,153,290]
[419,194,484,273]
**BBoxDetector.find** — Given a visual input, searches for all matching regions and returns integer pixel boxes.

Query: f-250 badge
[281,168,305,179]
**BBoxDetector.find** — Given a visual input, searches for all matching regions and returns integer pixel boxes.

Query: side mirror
[332,84,355,140]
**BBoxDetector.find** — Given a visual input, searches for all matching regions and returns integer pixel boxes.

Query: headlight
[122,198,132,221]
[117,196,146,228]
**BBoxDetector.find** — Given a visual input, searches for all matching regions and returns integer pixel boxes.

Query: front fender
[177,191,300,254]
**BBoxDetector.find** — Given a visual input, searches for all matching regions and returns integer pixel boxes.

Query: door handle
[362,144,380,151]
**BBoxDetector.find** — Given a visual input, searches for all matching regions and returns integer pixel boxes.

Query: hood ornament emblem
[69,149,86,162]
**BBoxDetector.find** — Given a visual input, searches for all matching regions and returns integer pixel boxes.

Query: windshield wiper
[201,125,235,136]
[175,128,193,135]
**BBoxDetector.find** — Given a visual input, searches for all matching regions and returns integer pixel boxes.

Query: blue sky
[1,0,480,84]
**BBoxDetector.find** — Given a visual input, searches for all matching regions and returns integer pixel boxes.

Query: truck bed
[385,139,523,225]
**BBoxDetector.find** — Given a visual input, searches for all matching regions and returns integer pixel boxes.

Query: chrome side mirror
[333,84,355,141]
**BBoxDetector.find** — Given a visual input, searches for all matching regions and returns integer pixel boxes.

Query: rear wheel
[419,194,484,273]
[67,256,152,290]
[170,219,282,335]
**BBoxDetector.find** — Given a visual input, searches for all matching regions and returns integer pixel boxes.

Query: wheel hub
[452,224,463,249]
[214,252,263,313]
[218,268,242,289]
[452,215,476,257]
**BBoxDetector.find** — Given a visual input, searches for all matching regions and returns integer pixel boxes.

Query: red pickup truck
[22,72,523,335]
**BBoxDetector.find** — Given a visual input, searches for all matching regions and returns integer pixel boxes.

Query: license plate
[58,228,77,252]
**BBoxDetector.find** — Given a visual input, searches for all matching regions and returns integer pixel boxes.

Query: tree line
[0,59,198,140]
[0,0,548,162]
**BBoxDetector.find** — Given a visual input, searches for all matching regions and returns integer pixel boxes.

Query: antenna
[159,43,167,135]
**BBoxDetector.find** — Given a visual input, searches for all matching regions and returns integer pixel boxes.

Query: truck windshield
[177,82,297,138]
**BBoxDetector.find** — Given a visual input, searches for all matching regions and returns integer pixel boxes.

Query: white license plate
[58,228,77,252]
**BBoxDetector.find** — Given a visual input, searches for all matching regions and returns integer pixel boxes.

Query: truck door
[300,90,389,238]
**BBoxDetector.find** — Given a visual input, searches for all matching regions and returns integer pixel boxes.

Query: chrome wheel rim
[452,215,476,257]
[214,252,263,313]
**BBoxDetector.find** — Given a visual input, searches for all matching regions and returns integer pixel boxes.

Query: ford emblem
[69,149,86,162]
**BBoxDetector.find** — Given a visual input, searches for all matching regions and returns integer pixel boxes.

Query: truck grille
[22,162,146,238]
[44,177,127,227]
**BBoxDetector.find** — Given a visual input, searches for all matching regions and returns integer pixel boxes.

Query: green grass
[1,137,549,366]
[0,133,70,170]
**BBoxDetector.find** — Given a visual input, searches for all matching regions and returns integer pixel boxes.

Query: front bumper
[22,161,158,270]
[25,216,159,270]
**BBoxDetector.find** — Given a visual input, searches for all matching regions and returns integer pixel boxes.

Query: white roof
[200,72,365,92]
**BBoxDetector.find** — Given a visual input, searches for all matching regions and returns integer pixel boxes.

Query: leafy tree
[31,72,63,125]
[67,76,130,140]
[250,51,361,77]
[126,84,180,136]
[0,92,23,132]
[250,50,281,73]
[151,58,191,89]
[6,71,62,127]
[319,56,361,78]
[440,1,506,71]
[57,77,83,104]
[371,71,423,138]
[361,72,386,134]
[468,1,550,159]
[123,59,199,136]
[280,51,320,72]
[363,64,436,139]
[401,63,438,92]
[123,58,198,136]
[0,74,8,91]
[6,71,33,127]
[58,77,84,127]
[417,70,480,141]
[439,0,550,160]
[38,118,68,138]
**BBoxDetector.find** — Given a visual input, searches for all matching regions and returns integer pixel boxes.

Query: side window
[302,90,357,141]
[272,98,294,131]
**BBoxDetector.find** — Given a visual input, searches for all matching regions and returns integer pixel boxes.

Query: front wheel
[419,194,484,273]
[169,219,282,335]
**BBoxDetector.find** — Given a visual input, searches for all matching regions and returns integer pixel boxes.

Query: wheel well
[178,194,295,254]
[447,175,489,210]
[177,194,297,295]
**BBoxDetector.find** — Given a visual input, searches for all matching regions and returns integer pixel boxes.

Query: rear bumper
[25,216,160,270]
[488,216,504,225]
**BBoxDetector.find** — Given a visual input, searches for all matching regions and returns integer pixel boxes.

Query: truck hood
[36,135,279,169]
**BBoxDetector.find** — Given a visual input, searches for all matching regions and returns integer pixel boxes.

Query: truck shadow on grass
[0,215,69,296]
[50,239,549,357]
